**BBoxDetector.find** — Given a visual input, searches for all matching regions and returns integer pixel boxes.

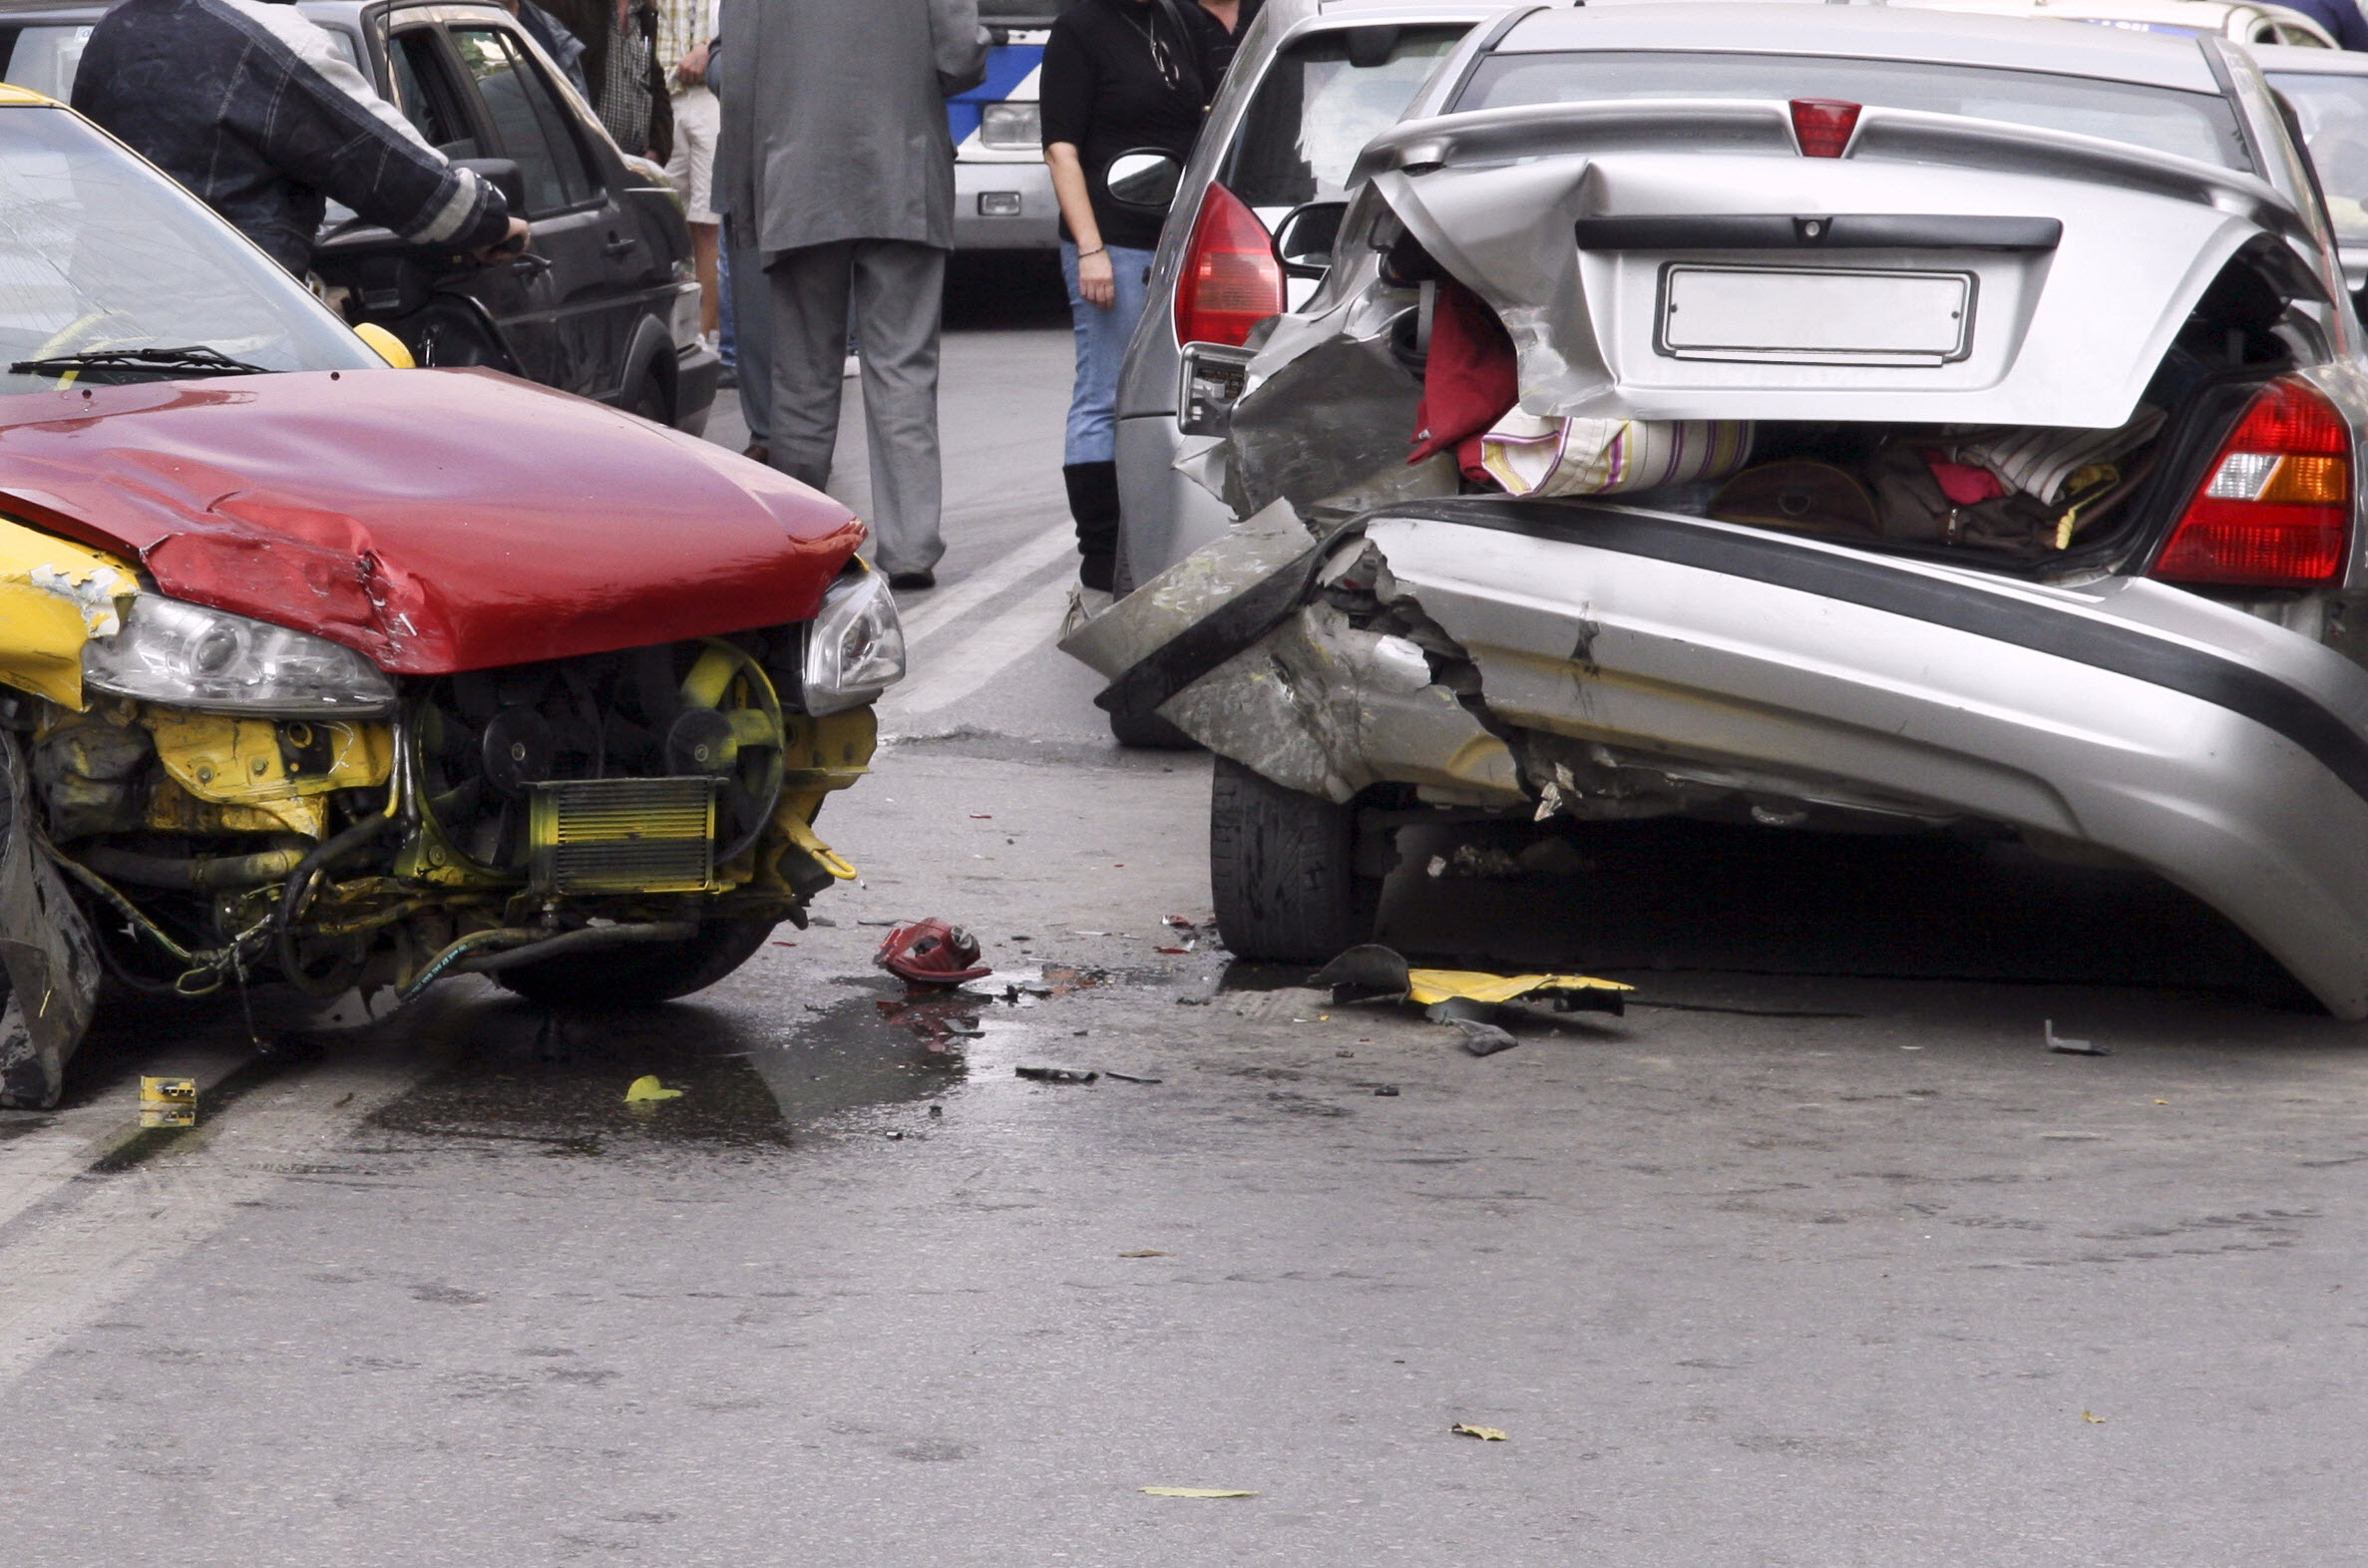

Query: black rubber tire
[626,364,671,425]
[1103,533,1198,750]
[491,916,777,1008]
[1209,755,1379,963]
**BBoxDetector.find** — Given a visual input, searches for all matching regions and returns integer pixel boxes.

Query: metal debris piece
[1374,1084,1400,1096]
[1119,1249,1169,1258]
[2045,1020,2108,1056]
[138,1075,196,1129]
[856,918,900,927]
[1015,1066,1098,1084]
[1102,1071,1163,1084]
[1140,1487,1257,1499]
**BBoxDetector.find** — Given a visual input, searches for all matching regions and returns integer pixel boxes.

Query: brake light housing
[2155,376,2353,589]
[1174,181,1283,348]
[1789,99,1861,158]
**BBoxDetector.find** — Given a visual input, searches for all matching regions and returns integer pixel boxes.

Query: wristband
[1077,245,1106,260]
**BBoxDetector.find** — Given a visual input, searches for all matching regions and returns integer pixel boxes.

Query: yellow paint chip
[2081,1410,2107,1424]
[1451,1423,1509,1441]
[139,1076,196,1129]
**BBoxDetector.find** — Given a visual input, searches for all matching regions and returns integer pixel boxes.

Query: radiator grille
[528,777,717,894]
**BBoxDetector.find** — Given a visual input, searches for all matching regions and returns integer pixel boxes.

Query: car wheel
[491,916,777,1008]
[1104,533,1198,751]
[626,364,671,425]
[1209,755,1380,964]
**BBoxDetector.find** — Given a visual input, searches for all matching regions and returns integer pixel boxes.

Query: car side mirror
[452,157,528,216]
[1272,200,1348,281]
[1105,148,1183,212]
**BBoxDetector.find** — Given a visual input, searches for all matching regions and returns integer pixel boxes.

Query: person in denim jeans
[1041,0,1221,615]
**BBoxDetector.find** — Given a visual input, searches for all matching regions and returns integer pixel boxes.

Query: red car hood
[0,368,864,674]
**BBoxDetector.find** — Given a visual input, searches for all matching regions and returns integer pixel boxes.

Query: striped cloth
[1480,410,1754,499]
[1955,407,2165,504]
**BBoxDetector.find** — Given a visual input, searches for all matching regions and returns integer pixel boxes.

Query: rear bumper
[1072,499,2368,1017]
[674,341,720,436]
[953,160,1059,251]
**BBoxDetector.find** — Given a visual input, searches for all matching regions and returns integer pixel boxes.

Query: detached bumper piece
[528,776,718,895]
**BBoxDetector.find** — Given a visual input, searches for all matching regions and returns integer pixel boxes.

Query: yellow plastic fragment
[1404,970,1632,1007]
[1451,1423,1509,1441]
[2081,1410,2107,1424]
[1140,1487,1257,1499]
[623,1075,684,1104]
[139,1076,196,1129]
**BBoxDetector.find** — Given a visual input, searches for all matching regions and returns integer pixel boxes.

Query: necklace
[1119,2,1180,90]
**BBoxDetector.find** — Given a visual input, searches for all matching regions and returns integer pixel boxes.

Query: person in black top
[1041,0,1221,605]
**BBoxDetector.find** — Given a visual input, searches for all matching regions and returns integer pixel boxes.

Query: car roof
[2254,38,2368,70]
[1492,3,2226,93]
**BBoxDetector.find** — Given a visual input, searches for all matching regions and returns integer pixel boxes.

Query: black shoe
[887,570,937,591]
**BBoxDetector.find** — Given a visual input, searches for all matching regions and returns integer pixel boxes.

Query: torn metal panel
[1061,498,1317,687]
[1221,333,1429,520]
[1162,600,1521,806]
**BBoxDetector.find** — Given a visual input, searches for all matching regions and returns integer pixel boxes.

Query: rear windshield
[1456,51,2251,171]
[2270,70,2368,241]
[1221,23,1469,211]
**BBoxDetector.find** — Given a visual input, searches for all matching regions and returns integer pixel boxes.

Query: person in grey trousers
[713,0,987,590]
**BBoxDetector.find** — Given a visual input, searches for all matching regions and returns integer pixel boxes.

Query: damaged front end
[0,525,897,1108]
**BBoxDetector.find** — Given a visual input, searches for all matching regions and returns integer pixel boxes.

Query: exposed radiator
[527,776,717,894]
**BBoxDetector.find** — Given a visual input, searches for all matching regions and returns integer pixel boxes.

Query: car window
[1,21,358,99]
[449,25,597,214]
[389,29,480,158]
[1456,51,2253,171]
[0,104,373,388]
[2270,71,2368,240]
[1221,24,1469,212]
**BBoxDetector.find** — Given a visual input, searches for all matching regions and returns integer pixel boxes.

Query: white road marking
[893,522,1075,648]
[0,1048,424,1390]
[882,572,1074,721]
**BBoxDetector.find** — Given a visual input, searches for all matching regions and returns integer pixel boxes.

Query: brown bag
[1709,461,1878,536]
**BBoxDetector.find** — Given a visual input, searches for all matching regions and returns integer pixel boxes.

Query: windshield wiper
[7,345,271,378]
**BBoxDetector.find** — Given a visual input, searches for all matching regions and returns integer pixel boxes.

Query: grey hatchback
[0,0,716,431]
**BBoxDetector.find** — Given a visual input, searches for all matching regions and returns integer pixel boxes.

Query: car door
[443,19,649,401]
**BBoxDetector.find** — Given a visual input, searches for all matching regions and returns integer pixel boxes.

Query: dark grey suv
[0,0,717,432]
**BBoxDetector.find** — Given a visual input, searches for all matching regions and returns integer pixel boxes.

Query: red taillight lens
[1789,98,1861,158]
[1174,181,1283,348]
[2156,377,2352,588]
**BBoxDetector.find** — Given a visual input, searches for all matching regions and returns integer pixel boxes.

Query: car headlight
[83,595,396,715]
[978,102,1041,150]
[800,572,905,715]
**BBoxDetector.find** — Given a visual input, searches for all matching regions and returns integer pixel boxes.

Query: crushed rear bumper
[1065,499,2368,1017]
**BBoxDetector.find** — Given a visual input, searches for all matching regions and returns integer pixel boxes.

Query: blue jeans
[1060,241,1155,466]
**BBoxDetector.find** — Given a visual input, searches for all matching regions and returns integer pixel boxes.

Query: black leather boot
[1062,461,1120,592]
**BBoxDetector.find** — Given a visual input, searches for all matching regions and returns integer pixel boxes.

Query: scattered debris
[2081,1409,2107,1423]
[1313,945,1629,1016]
[1374,1084,1400,1097]
[1155,947,1191,956]
[969,814,992,819]
[884,1129,905,1140]
[1425,844,1521,879]
[139,1075,197,1129]
[1446,1017,1520,1057]
[2046,1020,2108,1056]
[929,1104,944,1117]
[856,918,900,928]
[1119,1249,1169,1258]
[1103,1070,1163,1084]
[808,917,838,928]
[875,996,986,1049]
[1015,1066,1098,1084]
[1010,934,1034,942]
[1175,995,1211,1005]
[1140,1487,1257,1499]
[1071,930,1109,937]
[770,941,799,948]
[1451,1423,1509,1441]
[623,1075,683,1104]
[876,919,992,987]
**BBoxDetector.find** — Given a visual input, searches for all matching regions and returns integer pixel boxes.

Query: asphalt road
[1,259,2364,1565]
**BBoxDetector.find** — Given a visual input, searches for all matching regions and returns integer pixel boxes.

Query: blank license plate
[1658,264,1974,364]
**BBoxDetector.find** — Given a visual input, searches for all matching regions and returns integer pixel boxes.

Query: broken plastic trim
[1093,532,1342,719]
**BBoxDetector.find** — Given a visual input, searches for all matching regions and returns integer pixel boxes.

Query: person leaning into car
[1041,0,1224,612]
[72,0,527,278]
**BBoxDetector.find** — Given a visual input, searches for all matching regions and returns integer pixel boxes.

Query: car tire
[625,363,671,425]
[1104,534,1198,750]
[491,916,777,1008]
[1209,755,1380,964]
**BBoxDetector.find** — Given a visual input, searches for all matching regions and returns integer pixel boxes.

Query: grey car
[1066,2,2368,1021]
[1101,0,1519,743]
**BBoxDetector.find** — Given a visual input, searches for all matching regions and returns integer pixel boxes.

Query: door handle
[602,234,638,258]
[507,250,556,275]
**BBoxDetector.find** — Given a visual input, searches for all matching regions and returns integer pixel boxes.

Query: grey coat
[714,0,987,255]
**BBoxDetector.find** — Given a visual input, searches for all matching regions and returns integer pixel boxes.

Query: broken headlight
[799,571,906,715]
[82,595,396,715]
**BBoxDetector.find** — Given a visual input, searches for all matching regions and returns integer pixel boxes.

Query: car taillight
[2155,376,2352,588]
[1174,181,1283,348]
[1790,98,1860,158]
